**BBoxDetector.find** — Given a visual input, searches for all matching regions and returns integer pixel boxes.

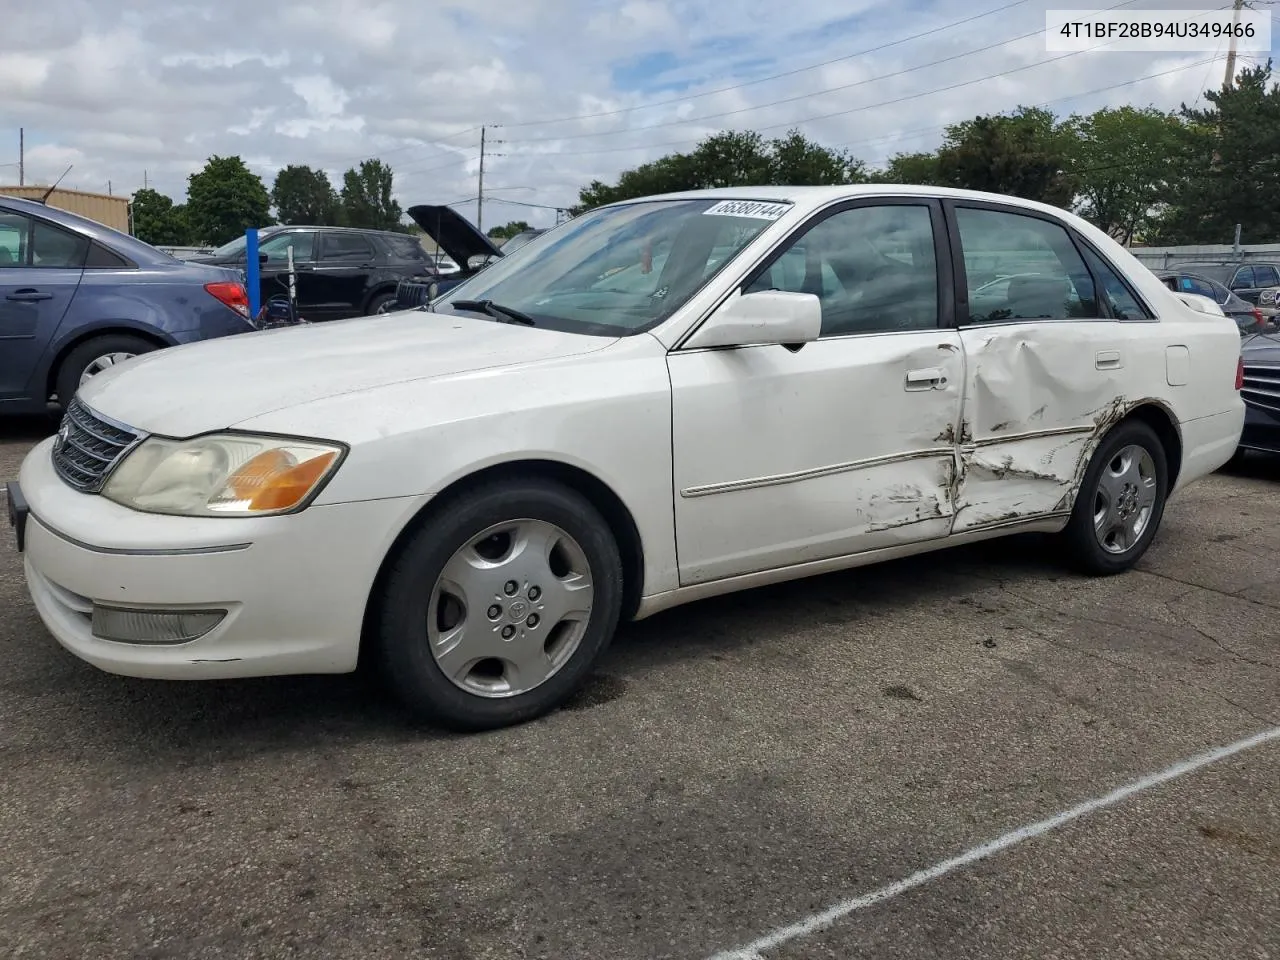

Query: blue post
[244,228,260,322]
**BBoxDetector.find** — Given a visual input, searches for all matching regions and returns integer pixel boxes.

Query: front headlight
[102,433,345,517]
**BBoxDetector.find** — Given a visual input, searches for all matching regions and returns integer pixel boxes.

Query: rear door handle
[905,367,946,391]
[1095,350,1122,370]
[5,289,53,302]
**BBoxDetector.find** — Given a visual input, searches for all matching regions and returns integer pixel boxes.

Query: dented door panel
[669,331,964,585]
[952,322,1126,530]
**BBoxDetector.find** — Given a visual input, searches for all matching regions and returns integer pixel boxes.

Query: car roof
[617,183,1072,212]
[264,224,411,237]
[0,193,176,265]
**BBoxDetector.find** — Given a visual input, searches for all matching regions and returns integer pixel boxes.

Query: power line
[506,5,1231,161]
[492,0,1039,131]
[501,0,1156,147]
[855,55,1218,163]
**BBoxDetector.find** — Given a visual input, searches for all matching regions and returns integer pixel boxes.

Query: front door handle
[5,289,53,302]
[905,367,947,391]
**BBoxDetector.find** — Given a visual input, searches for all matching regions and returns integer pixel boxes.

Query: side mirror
[467,253,497,271]
[683,290,822,350]
[259,252,269,264]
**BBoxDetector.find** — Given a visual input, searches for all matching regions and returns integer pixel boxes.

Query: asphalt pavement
[2,416,1277,960]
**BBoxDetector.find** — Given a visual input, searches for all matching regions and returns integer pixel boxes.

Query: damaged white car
[8,186,1245,730]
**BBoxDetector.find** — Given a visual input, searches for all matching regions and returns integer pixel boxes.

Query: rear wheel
[55,334,157,405]
[372,478,624,730]
[1061,420,1169,575]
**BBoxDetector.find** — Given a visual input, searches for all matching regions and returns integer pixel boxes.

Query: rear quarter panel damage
[951,314,1240,530]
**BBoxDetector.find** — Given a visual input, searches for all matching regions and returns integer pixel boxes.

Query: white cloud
[0,0,1231,224]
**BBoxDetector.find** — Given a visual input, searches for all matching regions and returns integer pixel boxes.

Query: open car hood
[407,205,503,268]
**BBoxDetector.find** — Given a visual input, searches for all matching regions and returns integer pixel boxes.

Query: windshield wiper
[450,299,536,326]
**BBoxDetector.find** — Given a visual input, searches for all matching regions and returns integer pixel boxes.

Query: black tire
[55,334,158,406]
[372,478,624,731]
[365,292,397,315]
[1062,419,1169,576]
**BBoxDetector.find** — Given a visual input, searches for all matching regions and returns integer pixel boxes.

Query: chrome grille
[51,398,145,493]
[395,278,434,309]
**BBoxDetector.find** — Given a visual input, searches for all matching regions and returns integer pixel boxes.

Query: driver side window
[745,204,939,337]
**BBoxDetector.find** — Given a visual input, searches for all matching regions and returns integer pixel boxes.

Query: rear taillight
[1253,308,1265,331]
[204,281,250,319]
[1236,357,1244,390]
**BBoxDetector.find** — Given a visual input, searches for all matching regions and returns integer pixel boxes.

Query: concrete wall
[1129,243,1280,269]
[0,186,131,233]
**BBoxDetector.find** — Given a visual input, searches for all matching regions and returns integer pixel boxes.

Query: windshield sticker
[701,200,791,221]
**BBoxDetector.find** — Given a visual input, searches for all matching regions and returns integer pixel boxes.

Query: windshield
[210,235,249,258]
[436,198,791,335]
[500,231,540,254]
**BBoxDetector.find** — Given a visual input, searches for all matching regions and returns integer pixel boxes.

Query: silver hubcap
[1093,444,1158,555]
[80,352,136,385]
[428,519,594,698]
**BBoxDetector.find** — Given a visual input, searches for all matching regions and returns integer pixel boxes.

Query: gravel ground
[2,417,1277,960]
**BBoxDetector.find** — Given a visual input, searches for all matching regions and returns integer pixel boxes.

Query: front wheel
[366,292,397,315]
[1061,419,1169,575]
[372,478,624,730]
[55,334,157,405]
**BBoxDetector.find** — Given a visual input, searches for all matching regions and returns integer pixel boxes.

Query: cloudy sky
[2,0,1275,230]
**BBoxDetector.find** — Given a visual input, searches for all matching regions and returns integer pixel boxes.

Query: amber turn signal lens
[225,450,338,512]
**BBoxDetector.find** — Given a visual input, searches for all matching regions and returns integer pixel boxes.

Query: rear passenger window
[84,242,129,269]
[746,204,939,336]
[1080,247,1152,320]
[31,219,89,269]
[1253,265,1280,287]
[322,233,374,261]
[956,207,1098,323]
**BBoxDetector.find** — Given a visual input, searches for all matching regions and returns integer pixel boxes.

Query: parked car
[0,194,254,415]
[188,225,437,319]
[8,185,1245,732]
[498,228,546,254]
[1175,261,1280,317]
[385,206,508,310]
[1155,270,1267,334]
[1233,333,1280,462]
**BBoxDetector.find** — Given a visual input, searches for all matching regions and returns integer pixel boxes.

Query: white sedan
[7,186,1245,730]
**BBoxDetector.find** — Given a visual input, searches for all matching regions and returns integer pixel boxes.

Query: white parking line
[707,725,1280,960]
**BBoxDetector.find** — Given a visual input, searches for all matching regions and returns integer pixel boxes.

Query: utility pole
[18,127,23,186]
[476,125,504,234]
[143,169,148,190]
[107,180,112,196]
[477,126,486,234]
[1223,0,1244,89]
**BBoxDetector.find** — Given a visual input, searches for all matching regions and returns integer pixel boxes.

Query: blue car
[0,195,256,415]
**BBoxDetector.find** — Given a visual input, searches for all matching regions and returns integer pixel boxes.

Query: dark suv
[189,225,436,320]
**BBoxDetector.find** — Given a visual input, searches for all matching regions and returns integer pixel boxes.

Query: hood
[1242,334,1280,364]
[78,311,615,437]
[407,205,503,267]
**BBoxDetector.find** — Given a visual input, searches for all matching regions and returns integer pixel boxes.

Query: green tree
[129,188,191,246]
[1154,63,1280,244]
[869,152,943,185]
[574,128,861,212]
[487,220,531,240]
[768,130,865,184]
[1063,107,1183,244]
[340,159,403,230]
[936,107,1075,207]
[184,155,273,246]
[272,165,339,225]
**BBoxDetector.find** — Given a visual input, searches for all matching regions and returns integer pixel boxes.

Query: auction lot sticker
[702,200,792,220]
[1046,9,1270,52]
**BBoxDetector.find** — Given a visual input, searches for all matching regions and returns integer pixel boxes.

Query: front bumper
[13,437,425,679]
